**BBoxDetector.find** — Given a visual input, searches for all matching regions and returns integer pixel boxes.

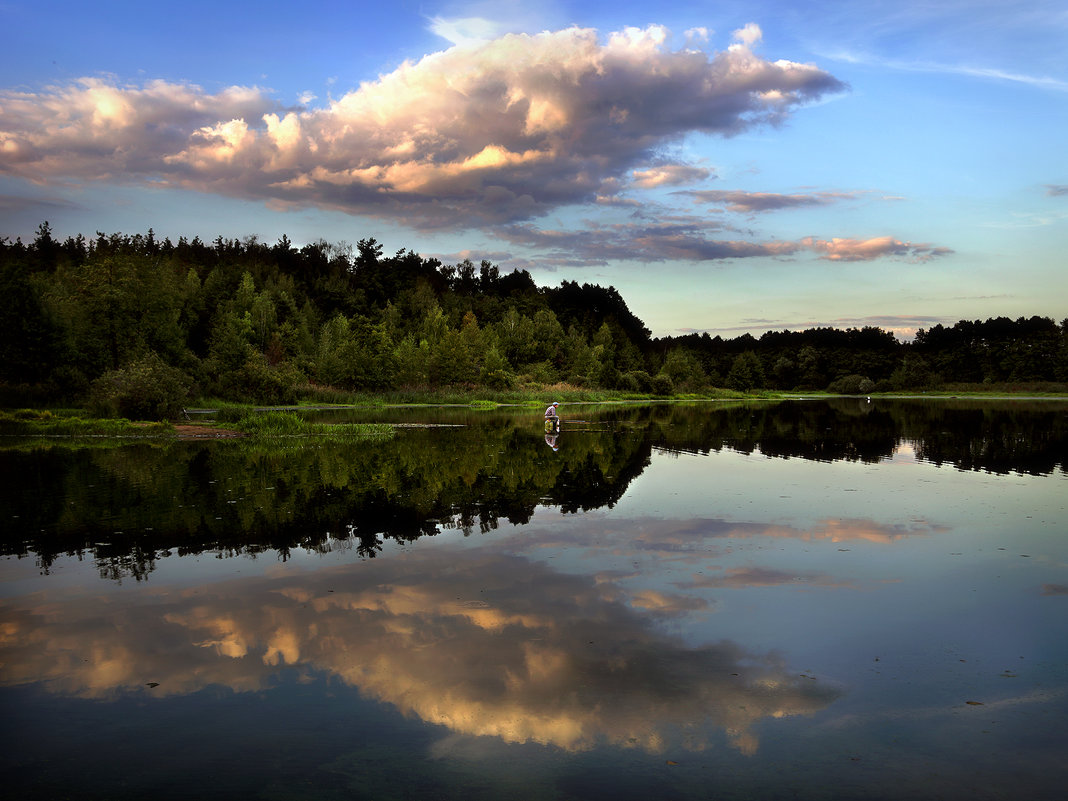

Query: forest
[1,222,1066,418]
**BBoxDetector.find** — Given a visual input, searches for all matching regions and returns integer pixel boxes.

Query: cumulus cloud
[0,25,845,229]
[731,23,763,49]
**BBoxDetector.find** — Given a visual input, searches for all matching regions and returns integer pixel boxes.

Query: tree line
[1,223,1065,416]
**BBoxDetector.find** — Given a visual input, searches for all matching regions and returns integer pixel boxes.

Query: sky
[1,0,1065,339]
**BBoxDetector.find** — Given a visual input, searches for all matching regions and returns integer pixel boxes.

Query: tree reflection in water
[0,399,1065,581]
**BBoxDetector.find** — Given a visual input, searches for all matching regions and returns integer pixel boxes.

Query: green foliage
[0,408,172,436]
[217,354,304,405]
[230,410,394,439]
[887,356,939,390]
[4,226,1066,406]
[480,346,516,390]
[88,354,192,420]
[620,370,653,393]
[651,373,674,395]
[659,349,705,390]
[827,374,876,394]
[726,351,766,392]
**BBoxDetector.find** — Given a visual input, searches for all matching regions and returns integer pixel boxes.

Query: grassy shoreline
[3,385,1066,438]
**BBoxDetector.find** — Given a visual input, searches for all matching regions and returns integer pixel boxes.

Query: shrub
[621,370,653,393]
[651,373,674,396]
[214,355,304,404]
[89,354,192,420]
[827,374,876,394]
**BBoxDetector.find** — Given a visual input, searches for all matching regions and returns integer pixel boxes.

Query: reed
[0,409,173,436]
[232,410,394,440]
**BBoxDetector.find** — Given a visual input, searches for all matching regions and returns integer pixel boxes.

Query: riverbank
[4,384,1066,438]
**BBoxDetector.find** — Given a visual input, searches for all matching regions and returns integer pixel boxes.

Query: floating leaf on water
[965,700,983,705]
[666,761,679,766]
[145,682,159,688]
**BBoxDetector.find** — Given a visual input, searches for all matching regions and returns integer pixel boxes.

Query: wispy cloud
[677,314,955,341]
[678,566,852,590]
[631,164,714,189]
[0,25,845,231]
[824,49,1068,92]
[427,15,504,46]
[799,235,952,262]
[682,189,862,213]
[499,221,952,266]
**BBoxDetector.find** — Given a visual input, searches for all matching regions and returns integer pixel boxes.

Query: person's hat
[552,401,559,406]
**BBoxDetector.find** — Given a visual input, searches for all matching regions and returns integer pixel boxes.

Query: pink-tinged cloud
[631,164,715,188]
[676,314,953,340]
[679,566,853,590]
[0,25,845,229]
[498,220,951,265]
[799,236,953,262]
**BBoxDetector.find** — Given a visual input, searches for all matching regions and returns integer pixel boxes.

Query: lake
[1,398,1066,800]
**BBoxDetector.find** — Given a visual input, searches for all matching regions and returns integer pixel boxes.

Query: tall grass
[0,409,173,436]
[231,410,394,439]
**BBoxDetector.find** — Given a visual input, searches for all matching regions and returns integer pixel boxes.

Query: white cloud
[730,22,763,49]
[820,49,1068,91]
[428,15,502,46]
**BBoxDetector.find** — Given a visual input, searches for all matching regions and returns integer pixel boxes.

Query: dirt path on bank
[172,424,244,439]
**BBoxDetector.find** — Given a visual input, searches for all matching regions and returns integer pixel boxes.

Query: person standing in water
[544,401,560,430]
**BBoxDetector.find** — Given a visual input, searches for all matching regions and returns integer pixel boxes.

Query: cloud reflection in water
[0,549,839,756]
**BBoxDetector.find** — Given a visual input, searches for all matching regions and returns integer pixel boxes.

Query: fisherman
[544,401,561,433]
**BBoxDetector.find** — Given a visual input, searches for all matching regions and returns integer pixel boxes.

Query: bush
[888,356,939,390]
[826,374,875,394]
[621,370,653,393]
[214,355,304,404]
[651,373,674,396]
[89,354,193,420]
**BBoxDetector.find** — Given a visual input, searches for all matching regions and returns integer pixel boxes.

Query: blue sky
[2,0,1065,339]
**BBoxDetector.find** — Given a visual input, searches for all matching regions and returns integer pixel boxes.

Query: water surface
[2,399,1066,799]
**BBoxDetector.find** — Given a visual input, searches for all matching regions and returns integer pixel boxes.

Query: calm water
[1,399,1066,800]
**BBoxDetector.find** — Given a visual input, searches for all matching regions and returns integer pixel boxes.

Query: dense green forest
[2,222,1066,417]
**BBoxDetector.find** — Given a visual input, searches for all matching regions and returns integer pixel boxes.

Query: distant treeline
[2,223,1066,415]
